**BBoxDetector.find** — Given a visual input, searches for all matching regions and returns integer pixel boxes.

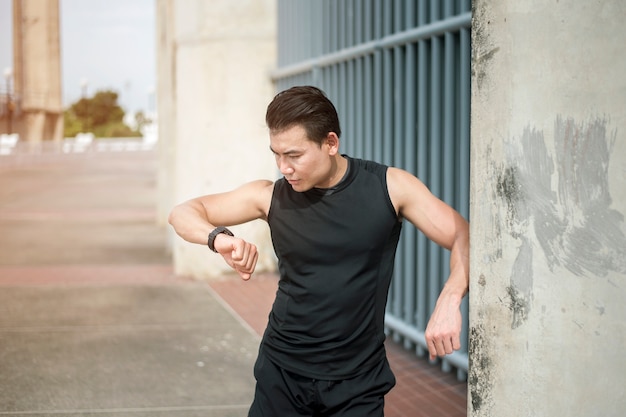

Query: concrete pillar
[155,0,176,231]
[469,1,626,416]
[12,0,63,143]
[156,0,278,279]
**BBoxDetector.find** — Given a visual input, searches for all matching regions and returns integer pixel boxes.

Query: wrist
[207,226,234,252]
[441,279,467,303]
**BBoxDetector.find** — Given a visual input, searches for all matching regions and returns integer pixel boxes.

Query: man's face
[269,124,336,192]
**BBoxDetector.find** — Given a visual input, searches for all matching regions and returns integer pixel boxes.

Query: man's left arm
[386,167,470,359]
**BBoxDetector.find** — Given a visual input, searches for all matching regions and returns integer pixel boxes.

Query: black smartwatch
[207,226,234,253]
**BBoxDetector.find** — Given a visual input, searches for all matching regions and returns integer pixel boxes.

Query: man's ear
[324,132,340,155]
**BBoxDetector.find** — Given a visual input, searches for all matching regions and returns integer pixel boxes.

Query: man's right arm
[167,179,274,279]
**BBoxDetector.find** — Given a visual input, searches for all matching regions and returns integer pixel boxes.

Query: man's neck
[325,155,349,188]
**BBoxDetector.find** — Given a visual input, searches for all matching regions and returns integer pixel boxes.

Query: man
[168,86,469,416]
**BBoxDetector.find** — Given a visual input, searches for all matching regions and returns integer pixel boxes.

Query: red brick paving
[209,272,468,417]
[0,265,178,286]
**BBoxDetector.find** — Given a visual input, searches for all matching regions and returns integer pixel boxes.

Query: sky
[0,0,155,115]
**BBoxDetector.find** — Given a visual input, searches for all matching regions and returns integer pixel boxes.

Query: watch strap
[207,226,234,253]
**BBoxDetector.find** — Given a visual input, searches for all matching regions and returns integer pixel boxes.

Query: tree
[63,89,141,138]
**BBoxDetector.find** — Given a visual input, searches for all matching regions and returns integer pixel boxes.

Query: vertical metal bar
[338,0,345,50]
[289,0,296,63]
[320,67,328,97]
[354,58,364,158]
[382,49,393,166]
[363,54,373,160]
[373,49,383,163]
[374,0,383,39]
[383,0,393,37]
[428,37,442,323]
[372,0,383,163]
[459,33,470,220]
[460,0,471,13]
[311,1,321,59]
[418,0,428,26]
[382,41,393,323]
[322,0,330,54]
[355,0,363,45]
[430,0,441,22]
[391,46,403,333]
[444,0,456,17]
[440,2,456,372]
[346,60,354,156]
[393,50,403,171]
[396,1,417,349]
[406,0,416,28]
[309,2,316,59]
[364,0,372,42]
[393,0,403,32]
[390,0,404,337]
[340,62,347,154]
[346,0,354,48]
[415,37,429,358]
[330,64,339,115]
[402,42,417,349]
[330,0,338,53]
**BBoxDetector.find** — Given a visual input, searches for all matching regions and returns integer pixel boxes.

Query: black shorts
[248,349,396,417]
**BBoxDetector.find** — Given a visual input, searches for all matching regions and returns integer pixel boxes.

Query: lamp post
[80,77,89,133]
[4,67,13,134]
[80,77,88,98]
[147,85,155,118]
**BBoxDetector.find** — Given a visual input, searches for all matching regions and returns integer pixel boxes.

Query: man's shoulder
[347,156,389,179]
[212,179,273,200]
[236,179,275,212]
[240,179,275,192]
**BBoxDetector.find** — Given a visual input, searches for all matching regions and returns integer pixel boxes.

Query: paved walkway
[0,147,466,416]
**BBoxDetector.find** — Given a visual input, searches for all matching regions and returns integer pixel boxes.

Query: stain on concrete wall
[551,117,626,277]
[495,116,626,329]
[471,1,499,93]
[467,269,496,415]
[468,319,494,414]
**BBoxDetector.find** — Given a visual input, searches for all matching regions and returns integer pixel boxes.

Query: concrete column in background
[156,0,278,279]
[12,0,63,142]
[469,1,626,416]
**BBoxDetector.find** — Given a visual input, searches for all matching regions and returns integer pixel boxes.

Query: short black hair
[266,86,341,145]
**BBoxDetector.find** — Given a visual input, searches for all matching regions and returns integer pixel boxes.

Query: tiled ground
[209,272,468,417]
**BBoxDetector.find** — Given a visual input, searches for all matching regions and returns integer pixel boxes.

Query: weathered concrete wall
[469,1,626,416]
[156,0,278,279]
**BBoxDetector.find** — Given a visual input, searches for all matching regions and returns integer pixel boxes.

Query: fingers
[424,300,463,360]
[214,234,259,280]
[428,336,452,360]
[426,330,461,360]
[234,250,258,280]
[230,239,258,280]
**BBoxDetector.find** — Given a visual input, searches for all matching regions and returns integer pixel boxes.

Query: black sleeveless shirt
[264,156,402,379]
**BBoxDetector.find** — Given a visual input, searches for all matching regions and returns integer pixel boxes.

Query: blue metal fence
[272,0,471,380]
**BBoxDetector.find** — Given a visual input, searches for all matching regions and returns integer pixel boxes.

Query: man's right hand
[214,234,259,280]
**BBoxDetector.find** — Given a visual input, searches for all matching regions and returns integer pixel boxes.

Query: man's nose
[278,158,294,175]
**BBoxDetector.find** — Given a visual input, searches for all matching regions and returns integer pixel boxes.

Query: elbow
[167,204,183,228]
